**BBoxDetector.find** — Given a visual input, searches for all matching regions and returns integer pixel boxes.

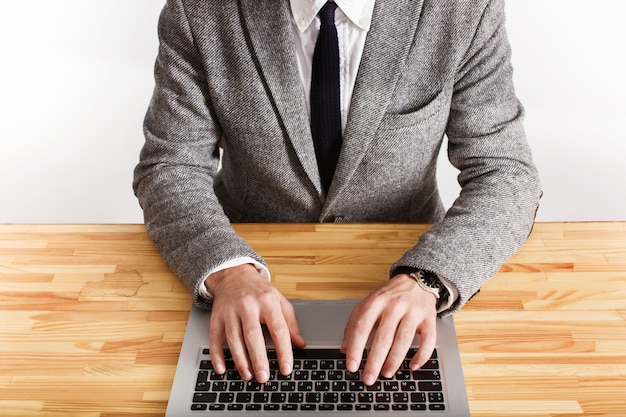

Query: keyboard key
[194,381,209,392]
[297,381,313,392]
[229,381,244,391]
[393,392,409,403]
[366,381,382,392]
[253,392,268,403]
[395,370,411,380]
[413,370,441,380]
[346,371,360,380]
[293,370,309,380]
[332,381,347,392]
[340,392,355,403]
[211,381,227,391]
[357,392,373,403]
[293,349,348,360]
[411,392,427,403]
[209,371,224,381]
[246,381,263,391]
[226,370,241,380]
[270,392,286,403]
[422,359,440,369]
[323,392,338,403]
[311,370,326,380]
[305,392,321,403]
[192,392,217,403]
[328,370,343,380]
[349,381,365,391]
[319,404,334,411]
[401,381,417,391]
[375,392,390,403]
[383,381,399,391]
[280,381,296,391]
[218,392,235,403]
[288,392,303,403]
[235,392,251,403]
[429,392,445,403]
[419,381,443,391]
[263,381,279,392]
[315,381,330,392]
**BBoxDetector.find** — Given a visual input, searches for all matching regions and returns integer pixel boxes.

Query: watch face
[420,270,443,290]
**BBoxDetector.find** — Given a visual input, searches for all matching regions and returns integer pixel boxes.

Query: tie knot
[318,2,338,27]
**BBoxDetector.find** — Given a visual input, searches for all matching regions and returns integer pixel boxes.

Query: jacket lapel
[326,0,425,202]
[238,0,323,196]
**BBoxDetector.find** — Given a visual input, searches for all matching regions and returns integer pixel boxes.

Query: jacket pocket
[378,89,448,129]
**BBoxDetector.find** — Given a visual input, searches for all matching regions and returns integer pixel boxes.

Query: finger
[409,317,437,370]
[362,306,407,385]
[342,302,379,374]
[208,314,227,375]
[241,313,271,383]
[381,314,420,377]
[264,305,294,376]
[222,317,254,381]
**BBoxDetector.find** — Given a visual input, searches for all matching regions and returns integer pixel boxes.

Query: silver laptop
[166,299,470,416]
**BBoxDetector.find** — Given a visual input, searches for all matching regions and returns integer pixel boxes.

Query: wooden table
[1,222,625,416]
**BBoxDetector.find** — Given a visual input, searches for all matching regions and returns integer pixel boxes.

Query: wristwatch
[409,269,445,299]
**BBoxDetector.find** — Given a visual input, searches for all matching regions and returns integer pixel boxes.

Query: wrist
[409,270,444,300]
[393,266,446,301]
[205,263,259,297]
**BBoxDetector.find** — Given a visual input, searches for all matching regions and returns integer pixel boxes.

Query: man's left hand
[341,274,437,386]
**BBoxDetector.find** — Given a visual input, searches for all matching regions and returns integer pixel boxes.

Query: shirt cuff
[198,257,271,301]
[436,275,459,314]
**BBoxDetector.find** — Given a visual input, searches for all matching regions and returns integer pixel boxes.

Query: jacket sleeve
[132,0,264,309]
[391,0,542,316]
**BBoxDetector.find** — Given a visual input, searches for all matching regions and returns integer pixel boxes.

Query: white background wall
[1,0,625,223]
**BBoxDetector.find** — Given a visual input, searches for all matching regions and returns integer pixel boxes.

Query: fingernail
[281,363,292,376]
[347,360,358,372]
[241,368,253,380]
[363,372,376,386]
[256,370,268,382]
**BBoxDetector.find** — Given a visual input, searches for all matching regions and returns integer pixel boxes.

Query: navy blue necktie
[311,1,341,194]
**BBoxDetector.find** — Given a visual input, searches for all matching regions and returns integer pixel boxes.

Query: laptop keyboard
[191,348,446,412]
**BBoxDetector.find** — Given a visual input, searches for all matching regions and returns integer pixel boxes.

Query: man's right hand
[206,264,306,383]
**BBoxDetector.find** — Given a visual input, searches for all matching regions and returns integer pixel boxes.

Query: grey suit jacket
[133,0,542,315]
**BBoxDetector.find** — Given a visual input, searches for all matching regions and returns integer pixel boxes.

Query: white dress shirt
[289,0,375,132]
[201,0,458,312]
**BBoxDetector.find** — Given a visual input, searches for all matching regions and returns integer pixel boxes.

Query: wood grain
[0,222,625,416]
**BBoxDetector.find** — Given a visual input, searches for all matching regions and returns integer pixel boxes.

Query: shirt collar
[290,0,375,32]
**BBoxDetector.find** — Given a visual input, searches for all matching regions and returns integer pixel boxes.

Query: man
[133,0,541,386]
